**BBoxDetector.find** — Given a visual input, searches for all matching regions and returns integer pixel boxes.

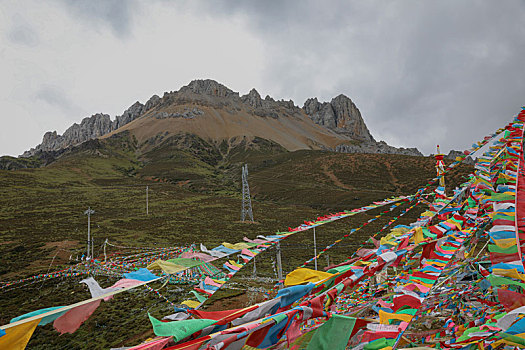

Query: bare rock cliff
[303,95,374,142]
[22,95,161,157]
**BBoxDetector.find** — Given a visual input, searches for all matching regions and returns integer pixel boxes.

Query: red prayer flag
[497,288,525,312]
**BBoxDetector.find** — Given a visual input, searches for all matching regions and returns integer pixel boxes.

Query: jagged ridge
[20,79,421,159]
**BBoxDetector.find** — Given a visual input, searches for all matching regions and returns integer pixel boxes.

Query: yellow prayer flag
[414,227,424,244]
[181,300,201,309]
[493,238,518,249]
[445,219,462,230]
[222,242,251,250]
[0,318,41,350]
[229,260,243,269]
[492,268,525,282]
[427,260,447,267]
[284,268,334,286]
[379,309,413,324]
[146,260,186,274]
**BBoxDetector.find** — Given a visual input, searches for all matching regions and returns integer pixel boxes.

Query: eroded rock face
[303,95,374,142]
[30,113,112,153]
[144,95,160,111]
[23,113,110,156]
[241,88,264,108]
[113,102,144,130]
[238,88,297,118]
[335,141,423,156]
[447,150,475,164]
[22,97,161,157]
[181,79,239,98]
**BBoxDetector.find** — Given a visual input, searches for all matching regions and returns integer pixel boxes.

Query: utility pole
[84,207,95,261]
[146,186,149,215]
[241,164,254,222]
[103,238,108,263]
[276,242,283,283]
[313,226,318,270]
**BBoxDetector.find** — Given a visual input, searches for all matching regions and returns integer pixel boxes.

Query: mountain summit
[21,79,421,158]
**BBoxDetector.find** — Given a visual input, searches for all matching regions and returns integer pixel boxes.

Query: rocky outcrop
[24,113,113,155]
[447,150,475,165]
[154,108,203,119]
[303,95,374,142]
[303,94,420,156]
[22,96,161,157]
[180,79,239,98]
[144,95,160,111]
[239,89,294,118]
[113,102,144,130]
[23,113,111,156]
[241,88,264,108]
[335,141,422,156]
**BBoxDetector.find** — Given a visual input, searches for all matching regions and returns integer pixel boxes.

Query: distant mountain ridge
[20,79,421,158]
[21,95,160,157]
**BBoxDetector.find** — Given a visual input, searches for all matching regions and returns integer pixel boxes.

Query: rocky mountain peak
[114,102,144,129]
[181,79,239,98]
[240,88,263,108]
[144,95,160,111]
[303,94,374,142]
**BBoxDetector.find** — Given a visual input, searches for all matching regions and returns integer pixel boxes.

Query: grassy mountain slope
[0,133,473,349]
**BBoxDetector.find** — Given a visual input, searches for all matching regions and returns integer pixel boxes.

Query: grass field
[0,133,473,348]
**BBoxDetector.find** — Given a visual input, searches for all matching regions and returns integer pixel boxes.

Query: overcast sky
[1,0,524,156]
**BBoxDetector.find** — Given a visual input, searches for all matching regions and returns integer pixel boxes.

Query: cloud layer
[1,0,524,155]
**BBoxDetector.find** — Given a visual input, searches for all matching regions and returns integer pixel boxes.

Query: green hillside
[0,133,473,348]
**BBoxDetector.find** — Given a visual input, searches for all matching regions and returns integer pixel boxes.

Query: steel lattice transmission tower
[84,207,95,260]
[241,164,254,222]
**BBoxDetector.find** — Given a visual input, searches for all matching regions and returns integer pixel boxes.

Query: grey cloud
[5,1,525,156]
[35,85,83,117]
[175,0,525,154]
[7,13,39,47]
[57,0,137,38]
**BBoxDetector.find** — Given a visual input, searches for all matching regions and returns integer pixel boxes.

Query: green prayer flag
[364,338,395,350]
[423,228,436,238]
[306,314,356,350]
[167,258,205,268]
[492,214,515,220]
[500,332,525,347]
[488,244,518,254]
[490,193,514,200]
[190,290,207,303]
[410,276,435,284]
[327,265,353,274]
[488,274,525,289]
[148,314,216,340]
[396,308,417,315]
